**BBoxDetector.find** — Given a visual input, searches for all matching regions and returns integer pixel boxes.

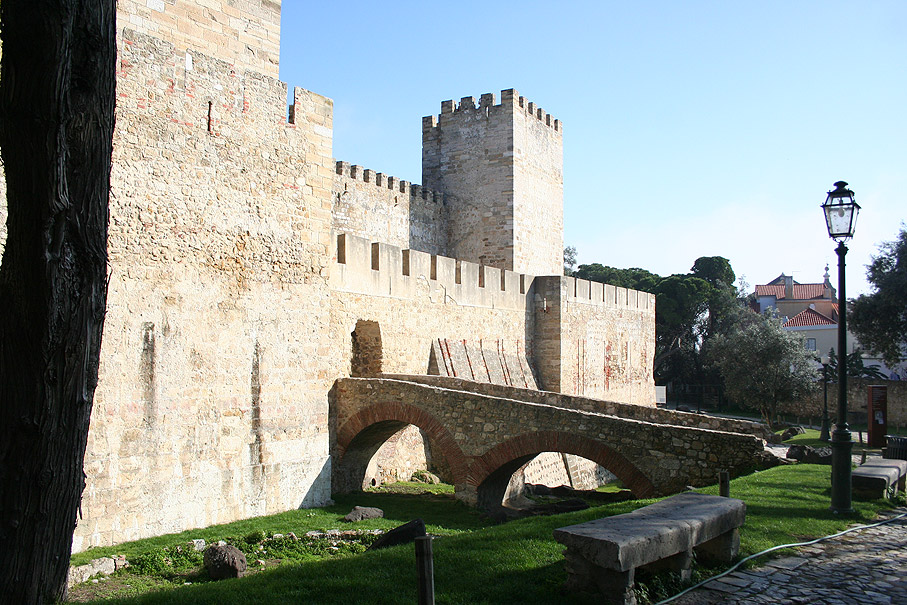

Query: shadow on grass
[88,506,636,605]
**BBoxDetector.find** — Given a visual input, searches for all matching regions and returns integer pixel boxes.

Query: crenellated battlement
[422,88,562,134]
[335,161,444,204]
[332,232,533,311]
[563,276,655,312]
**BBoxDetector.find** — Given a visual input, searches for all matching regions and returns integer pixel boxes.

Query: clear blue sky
[278,0,905,297]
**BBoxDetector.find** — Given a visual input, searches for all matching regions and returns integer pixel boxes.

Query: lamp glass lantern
[822,181,861,241]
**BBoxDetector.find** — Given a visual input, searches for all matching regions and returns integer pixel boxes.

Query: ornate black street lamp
[821,180,860,514]
[820,355,831,442]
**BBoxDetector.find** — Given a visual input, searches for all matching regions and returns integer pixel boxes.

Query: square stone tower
[422,89,564,276]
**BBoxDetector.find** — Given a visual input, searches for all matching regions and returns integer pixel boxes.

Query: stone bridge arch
[466,430,656,510]
[333,400,468,493]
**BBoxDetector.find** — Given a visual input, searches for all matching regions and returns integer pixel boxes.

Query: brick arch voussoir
[335,400,468,484]
[468,430,656,498]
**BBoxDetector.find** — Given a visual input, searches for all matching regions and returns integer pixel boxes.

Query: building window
[805,338,817,351]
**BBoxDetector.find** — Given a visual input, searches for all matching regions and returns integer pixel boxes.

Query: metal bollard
[719,470,730,497]
[415,535,435,605]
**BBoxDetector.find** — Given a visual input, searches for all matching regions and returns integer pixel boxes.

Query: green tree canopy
[574,258,744,382]
[849,228,907,368]
[706,310,819,425]
[691,256,735,288]
[574,263,660,292]
[563,246,577,276]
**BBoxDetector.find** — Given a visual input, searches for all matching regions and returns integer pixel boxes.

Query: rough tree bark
[0,1,115,602]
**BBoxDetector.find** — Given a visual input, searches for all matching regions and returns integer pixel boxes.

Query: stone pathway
[669,507,907,605]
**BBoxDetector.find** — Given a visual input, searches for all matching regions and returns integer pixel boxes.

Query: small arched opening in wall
[333,402,467,494]
[468,431,655,515]
[350,320,382,377]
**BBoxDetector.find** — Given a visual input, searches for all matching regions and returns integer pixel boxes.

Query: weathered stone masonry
[332,378,765,506]
[0,1,657,550]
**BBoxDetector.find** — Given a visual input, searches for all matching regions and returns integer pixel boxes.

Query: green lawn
[780,427,886,454]
[70,465,898,605]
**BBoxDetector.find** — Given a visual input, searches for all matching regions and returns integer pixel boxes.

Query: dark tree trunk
[0,1,115,602]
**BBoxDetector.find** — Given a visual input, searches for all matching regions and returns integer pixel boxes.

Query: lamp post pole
[821,180,859,514]
[820,358,830,442]
[830,241,853,513]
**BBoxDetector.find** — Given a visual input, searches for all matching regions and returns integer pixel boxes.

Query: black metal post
[830,241,853,513]
[820,363,830,441]
[415,535,435,605]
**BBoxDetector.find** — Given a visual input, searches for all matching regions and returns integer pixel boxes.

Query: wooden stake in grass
[415,535,435,605]
[719,471,730,497]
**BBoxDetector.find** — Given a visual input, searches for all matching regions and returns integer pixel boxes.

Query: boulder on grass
[781,426,806,441]
[344,506,384,522]
[786,444,833,465]
[366,519,426,551]
[411,470,441,484]
[203,544,247,580]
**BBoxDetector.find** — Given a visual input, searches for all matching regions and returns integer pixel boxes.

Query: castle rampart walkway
[331,377,766,509]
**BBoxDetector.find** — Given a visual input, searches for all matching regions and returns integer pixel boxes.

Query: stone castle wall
[332,162,448,256]
[116,0,281,78]
[534,276,655,403]
[72,28,336,551]
[329,233,536,380]
[0,4,658,551]
[512,95,564,276]
[422,90,563,276]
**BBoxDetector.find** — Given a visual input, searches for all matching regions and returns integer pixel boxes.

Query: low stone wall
[382,374,773,440]
[522,452,615,490]
[777,380,907,428]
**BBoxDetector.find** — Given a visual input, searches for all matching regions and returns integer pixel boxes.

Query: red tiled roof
[755,283,827,300]
[783,308,837,327]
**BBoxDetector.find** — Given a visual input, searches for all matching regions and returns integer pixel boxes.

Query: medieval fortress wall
[332,162,448,256]
[73,27,338,550]
[0,1,655,551]
[116,0,282,79]
[422,92,564,276]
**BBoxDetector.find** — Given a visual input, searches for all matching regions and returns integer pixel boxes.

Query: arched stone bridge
[331,376,767,509]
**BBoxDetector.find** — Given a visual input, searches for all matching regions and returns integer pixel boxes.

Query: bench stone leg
[562,548,637,605]
[640,548,693,582]
[695,528,740,564]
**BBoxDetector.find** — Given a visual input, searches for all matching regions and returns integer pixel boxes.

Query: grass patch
[366,480,456,496]
[71,465,896,604]
[780,428,881,453]
[595,480,626,493]
[70,491,486,568]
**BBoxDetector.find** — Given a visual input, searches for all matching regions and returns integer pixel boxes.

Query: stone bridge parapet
[381,374,773,440]
[331,378,765,508]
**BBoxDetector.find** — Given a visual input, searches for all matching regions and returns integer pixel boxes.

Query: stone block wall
[116,0,281,78]
[512,93,563,276]
[0,2,661,551]
[422,90,563,276]
[778,380,907,428]
[428,338,538,389]
[382,374,772,441]
[329,233,535,382]
[70,29,336,551]
[534,276,656,403]
[332,162,448,255]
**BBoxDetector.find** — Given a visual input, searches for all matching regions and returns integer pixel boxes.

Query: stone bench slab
[554,492,745,572]
[853,459,907,498]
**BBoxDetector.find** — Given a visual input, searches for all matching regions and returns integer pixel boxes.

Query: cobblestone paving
[670,507,907,605]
